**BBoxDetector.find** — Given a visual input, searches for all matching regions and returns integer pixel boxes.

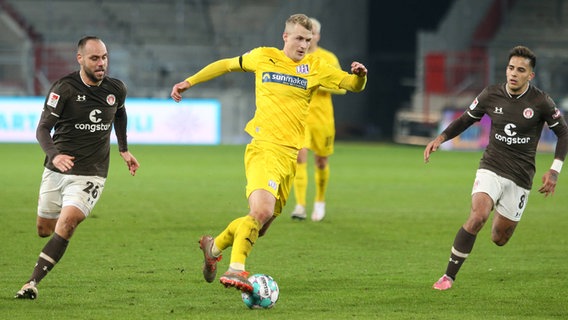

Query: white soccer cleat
[291,204,307,220]
[311,202,326,222]
[15,281,38,300]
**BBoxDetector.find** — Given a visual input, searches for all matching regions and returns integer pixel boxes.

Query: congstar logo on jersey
[262,72,307,89]
[74,109,111,132]
[494,123,531,145]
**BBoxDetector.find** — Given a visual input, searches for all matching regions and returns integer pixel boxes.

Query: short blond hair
[309,17,321,33]
[285,14,312,33]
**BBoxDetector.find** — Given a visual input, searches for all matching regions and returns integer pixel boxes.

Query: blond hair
[309,17,321,34]
[285,14,312,33]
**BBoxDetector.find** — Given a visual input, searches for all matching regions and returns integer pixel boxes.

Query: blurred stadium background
[1,0,567,145]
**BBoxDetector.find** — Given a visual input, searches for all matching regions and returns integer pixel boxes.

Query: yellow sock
[315,164,329,202]
[294,162,308,206]
[231,215,261,266]
[214,216,246,254]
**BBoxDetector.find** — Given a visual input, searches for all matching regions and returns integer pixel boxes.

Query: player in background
[290,17,346,222]
[424,45,568,290]
[171,14,367,293]
[15,36,140,299]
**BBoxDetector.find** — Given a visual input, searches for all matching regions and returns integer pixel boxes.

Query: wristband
[551,159,563,173]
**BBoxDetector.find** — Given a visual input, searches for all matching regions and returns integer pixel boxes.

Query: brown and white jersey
[37,71,127,177]
[465,83,566,189]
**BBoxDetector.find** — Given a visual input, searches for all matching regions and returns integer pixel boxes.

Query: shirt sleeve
[36,81,70,161]
[114,105,128,152]
[440,91,487,141]
[552,120,568,161]
[185,57,244,86]
[543,95,568,161]
[36,110,59,161]
[338,74,367,92]
[113,80,129,152]
[440,110,479,141]
[316,59,367,93]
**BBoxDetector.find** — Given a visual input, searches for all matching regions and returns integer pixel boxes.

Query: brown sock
[28,233,69,284]
[445,227,476,280]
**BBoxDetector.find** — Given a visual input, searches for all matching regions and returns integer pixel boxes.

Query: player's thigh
[471,169,502,206]
[61,174,106,217]
[303,125,312,149]
[244,140,297,215]
[37,168,65,219]
[310,125,335,157]
[494,178,530,222]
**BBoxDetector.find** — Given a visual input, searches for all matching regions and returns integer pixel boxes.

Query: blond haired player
[171,14,367,293]
[290,17,347,222]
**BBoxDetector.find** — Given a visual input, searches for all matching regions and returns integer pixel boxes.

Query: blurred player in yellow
[170,14,367,293]
[290,17,346,222]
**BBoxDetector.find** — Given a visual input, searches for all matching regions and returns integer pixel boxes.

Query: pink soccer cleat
[433,274,453,290]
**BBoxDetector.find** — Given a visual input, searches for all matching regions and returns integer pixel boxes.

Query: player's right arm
[36,86,76,172]
[171,57,244,102]
[423,134,447,163]
[36,107,58,159]
[424,90,488,163]
[423,110,479,163]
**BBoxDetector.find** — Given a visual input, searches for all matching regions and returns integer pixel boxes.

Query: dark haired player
[15,36,139,299]
[424,45,568,290]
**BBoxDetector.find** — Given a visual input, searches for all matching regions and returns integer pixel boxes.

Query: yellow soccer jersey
[306,47,345,129]
[241,47,350,149]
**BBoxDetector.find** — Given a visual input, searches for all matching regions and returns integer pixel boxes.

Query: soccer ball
[241,274,279,309]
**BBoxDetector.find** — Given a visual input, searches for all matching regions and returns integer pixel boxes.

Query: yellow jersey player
[291,17,346,222]
[170,13,367,293]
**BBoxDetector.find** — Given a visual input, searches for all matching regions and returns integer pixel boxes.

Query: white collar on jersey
[505,83,529,99]
[79,70,102,87]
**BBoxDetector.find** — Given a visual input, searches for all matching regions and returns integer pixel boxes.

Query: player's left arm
[114,105,128,153]
[317,54,348,95]
[114,100,139,176]
[318,86,347,95]
[338,61,367,92]
[539,102,568,196]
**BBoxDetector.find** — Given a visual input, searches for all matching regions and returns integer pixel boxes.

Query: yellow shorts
[244,139,298,216]
[304,123,335,157]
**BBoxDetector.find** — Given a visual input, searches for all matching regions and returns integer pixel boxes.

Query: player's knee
[57,221,80,239]
[36,216,58,238]
[314,157,328,169]
[464,216,487,234]
[492,238,509,246]
[249,209,273,223]
[491,233,510,246]
[37,225,54,238]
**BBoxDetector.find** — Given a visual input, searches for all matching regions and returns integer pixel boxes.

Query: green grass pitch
[1,142,567,319]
